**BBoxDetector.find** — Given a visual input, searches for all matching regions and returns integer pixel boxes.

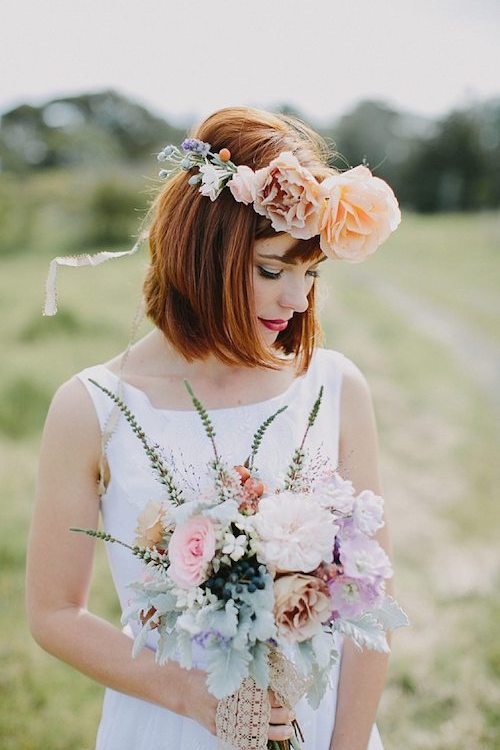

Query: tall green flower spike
[284,386,324,491]
[88,379,184,506]
[247,405,288,471]
[183,379,219,460]
[69,528,169,571]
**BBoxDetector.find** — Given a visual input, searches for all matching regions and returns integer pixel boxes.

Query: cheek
[251,271,271,311]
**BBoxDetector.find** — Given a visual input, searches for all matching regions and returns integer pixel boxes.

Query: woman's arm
[26,378,294,743]
[329,357,395,750]
[25,378,218,733]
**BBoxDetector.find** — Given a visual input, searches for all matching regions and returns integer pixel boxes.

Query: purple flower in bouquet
[339,533,392,583]
[329,576,385,619]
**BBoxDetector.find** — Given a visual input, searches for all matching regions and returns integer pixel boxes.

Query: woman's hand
[268,690,295,742]
[181,674,295,742]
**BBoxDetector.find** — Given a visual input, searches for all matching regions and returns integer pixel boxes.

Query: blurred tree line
[0,90,498,256]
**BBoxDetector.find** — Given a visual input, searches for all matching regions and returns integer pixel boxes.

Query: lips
[259,318,290,332]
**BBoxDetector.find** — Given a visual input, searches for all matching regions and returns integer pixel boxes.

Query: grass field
[1,211,499,749]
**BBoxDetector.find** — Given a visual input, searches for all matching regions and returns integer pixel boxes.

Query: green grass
[1,212,499,749]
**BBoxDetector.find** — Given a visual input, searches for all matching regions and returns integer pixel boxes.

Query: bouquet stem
[268,718,303,750]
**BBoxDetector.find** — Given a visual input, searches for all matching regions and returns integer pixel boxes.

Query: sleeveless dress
[76,347,384,750]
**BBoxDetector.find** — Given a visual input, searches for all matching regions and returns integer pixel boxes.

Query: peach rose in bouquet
[318,165,401,262]
[274,573,332,642]
[134,500,172,549]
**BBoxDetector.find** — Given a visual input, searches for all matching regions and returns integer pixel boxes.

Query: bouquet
[73,380,408,750]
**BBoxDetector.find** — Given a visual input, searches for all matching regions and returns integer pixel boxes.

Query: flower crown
[157,137,401,263]
[43,136,401,316]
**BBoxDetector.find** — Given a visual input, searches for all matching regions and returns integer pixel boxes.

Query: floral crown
[43,136,401,316]
[157,137,401,263]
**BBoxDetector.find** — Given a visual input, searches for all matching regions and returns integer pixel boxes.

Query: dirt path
[354,271,500,412]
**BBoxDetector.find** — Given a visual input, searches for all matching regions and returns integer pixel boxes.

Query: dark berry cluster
[204,556,266,601]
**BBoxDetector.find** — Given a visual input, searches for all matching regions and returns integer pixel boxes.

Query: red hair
[143,106,336,373]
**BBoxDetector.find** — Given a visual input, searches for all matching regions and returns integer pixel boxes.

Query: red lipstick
[259,318,289,332]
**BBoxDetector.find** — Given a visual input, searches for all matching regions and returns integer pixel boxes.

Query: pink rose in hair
[228,165,258,205]
[253,151,322,239]
[167,515,216,588]
[318,166,401,262]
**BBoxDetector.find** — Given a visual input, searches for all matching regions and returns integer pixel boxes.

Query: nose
[279,277,310,314]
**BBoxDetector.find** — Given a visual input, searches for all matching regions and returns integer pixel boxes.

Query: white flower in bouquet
[313,471,356,514]
[221,531,247,561]
[253,491,338,572]
[352,490,384,535]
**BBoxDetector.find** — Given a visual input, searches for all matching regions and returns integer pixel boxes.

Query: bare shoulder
[41,375,101,472]
[335,353,374,413]
[331,353,380,481]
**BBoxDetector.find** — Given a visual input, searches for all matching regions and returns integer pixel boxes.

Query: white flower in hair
[199,164,226,201]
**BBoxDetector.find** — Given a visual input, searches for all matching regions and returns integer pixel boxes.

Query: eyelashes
[257,266,320,280]
[258,266,282,280]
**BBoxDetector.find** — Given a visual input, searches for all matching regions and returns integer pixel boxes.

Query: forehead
[253,233,324,264]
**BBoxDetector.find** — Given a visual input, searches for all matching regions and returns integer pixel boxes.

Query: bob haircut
[143,106,337,374]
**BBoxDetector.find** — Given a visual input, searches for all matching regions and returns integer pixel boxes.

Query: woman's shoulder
[315,347,370,387]
[315,347,374,425]
[46,360,118,436]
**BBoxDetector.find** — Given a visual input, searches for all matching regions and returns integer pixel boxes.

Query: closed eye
[257,266,282,280]
[257,266,320,280]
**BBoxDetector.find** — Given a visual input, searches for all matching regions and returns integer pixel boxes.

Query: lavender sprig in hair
[157,138,238,200]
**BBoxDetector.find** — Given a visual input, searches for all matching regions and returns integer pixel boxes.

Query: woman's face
[252,234,321,344]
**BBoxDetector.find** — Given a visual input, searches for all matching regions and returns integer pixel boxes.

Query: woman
[26,106,400,750]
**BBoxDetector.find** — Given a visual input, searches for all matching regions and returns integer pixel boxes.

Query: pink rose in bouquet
[168,515,216,587]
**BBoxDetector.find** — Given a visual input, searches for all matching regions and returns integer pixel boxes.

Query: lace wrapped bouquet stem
[72,379,408,750]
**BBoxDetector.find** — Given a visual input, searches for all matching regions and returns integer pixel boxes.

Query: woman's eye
[258,266,283,280]
[307,268,320,278]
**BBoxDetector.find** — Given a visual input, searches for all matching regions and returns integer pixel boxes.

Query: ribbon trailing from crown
[43,236,145,316]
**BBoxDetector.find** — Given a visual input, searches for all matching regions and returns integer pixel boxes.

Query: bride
[26,105,400,750]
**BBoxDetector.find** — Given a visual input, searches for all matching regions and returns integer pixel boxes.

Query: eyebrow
[257,253,296,265]
[257,253,322,266]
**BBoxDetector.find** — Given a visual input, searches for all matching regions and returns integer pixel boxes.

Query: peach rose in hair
[318,165,401,262]
[253,151,322,239]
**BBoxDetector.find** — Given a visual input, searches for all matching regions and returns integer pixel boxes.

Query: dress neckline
[98,349,318,416]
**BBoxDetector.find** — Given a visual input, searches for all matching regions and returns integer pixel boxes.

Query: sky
[2,0,499,126]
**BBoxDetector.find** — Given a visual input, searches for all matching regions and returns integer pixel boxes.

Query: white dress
[76,347,384,750]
